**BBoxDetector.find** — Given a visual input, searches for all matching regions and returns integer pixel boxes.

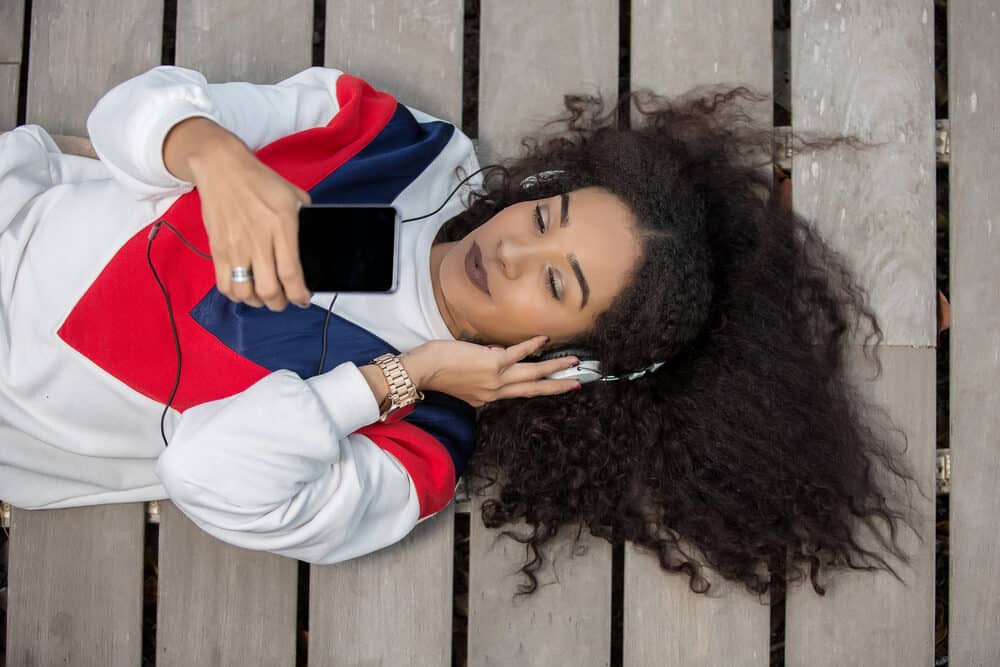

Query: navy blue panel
[309,104,454,205]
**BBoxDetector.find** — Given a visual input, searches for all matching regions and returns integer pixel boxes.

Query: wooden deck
[1,0,997,665]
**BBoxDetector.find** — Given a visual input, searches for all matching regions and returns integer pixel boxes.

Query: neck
[429,241,461,339]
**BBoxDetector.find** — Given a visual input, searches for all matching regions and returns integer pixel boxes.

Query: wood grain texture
[1,63,18,131]
[624,543,769,667]
[6,505,144,667]
[468,493,612,667]
[631,0,773,98]
[624,4,772,665]
[784,346,936,667]
[325,0,464,125]
[477,0,618,164]
[2,1,24,130]
[175,0,312,83]
[947,2,1000,664]
[308,503,455,666]
[0,0,24,62]
[25,0,162,134]
[792,0,936,346]
[156,501,297,667]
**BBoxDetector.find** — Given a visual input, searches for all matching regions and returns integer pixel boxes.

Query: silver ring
[230,266,253,283]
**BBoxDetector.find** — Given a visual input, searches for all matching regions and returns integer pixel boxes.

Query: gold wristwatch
[372,353,425,423]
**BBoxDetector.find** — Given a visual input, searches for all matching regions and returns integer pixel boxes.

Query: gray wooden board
[791,0,936,347]
[0,0,24,62]
[468,492,613,667]
[468,3,617,663]
[25,0,163,134]
[947,2,1000,664]
[308,502,456,666]
[1,63,18,131]
[624,542,769,666]
[6,504,144,667]
[624,3,773,665]
[630,0,773,99]
[784,346,935,666]
[0,0,24,64]
[156,501,298,667]
[309,3,465,663]
[175,0,312,83]
[1,0,24,131]
[477,0,619,164]
[325,0,464,125]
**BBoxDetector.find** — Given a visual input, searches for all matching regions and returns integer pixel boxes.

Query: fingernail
[296,301,311,309]
[571,383,583,391]
[543,336,550,344]
[569,359,580,367]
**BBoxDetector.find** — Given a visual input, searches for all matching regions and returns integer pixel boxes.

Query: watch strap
[372,353,424,422]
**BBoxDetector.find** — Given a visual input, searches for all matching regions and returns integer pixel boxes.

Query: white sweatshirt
[0,65,480,565]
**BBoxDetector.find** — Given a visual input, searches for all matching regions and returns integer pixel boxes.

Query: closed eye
[534,204,560,299]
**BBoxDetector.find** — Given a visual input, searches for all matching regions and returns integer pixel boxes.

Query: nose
[496,233,558,282]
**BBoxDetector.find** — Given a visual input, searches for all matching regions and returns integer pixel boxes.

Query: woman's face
[431,186,643,347]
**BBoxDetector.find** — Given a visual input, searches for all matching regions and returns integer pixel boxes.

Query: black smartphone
[297,204,400,292]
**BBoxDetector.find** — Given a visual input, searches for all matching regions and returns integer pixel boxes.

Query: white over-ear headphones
[536,348,665,384]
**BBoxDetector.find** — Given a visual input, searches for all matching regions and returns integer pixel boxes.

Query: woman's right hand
[162,117,312,310]
[399,335,583,407]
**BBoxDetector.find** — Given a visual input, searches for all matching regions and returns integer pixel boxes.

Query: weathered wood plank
[175,0,312,83]
[308,503,455,666]
[631,0,773,98]
[7,4,160,664]
[468,3,617,664]
[469,493,612,667]
[310,4,466,663]
[784,347,935,666]
[156,501,297,667]
[1,64,18,131]
[0,0,24,131]
[624,544,769,666]
[0,0,24,63]
[6,505,144,667]
[947,2,1000,664]
[159,8,312,664]
[625,3,773,665]
[791,1,936,347]
[25,0,163,134]
[477,0,619,164]
[787,4,937,663]
[325,0,464,125]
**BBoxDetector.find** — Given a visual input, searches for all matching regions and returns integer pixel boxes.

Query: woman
[0,65,922,599]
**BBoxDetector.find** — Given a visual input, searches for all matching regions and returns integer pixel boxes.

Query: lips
[464,240,491,296]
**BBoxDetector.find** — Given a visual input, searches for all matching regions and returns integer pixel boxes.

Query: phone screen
[298,205,399,292]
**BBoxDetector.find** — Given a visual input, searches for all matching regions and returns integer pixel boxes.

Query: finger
[493,378,582,401]
[500,356,580,384]
[293,185,311,206]
[248,242,288,311]
[273,217,311,307]
[501,335,550,366]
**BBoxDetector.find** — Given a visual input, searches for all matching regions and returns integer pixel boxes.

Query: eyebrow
[560,192,590,310]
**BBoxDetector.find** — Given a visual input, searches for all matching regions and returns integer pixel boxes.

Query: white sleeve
[85,65,346,200]
[154,361,425,564]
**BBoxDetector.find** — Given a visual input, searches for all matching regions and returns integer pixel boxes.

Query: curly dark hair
[435,87,928,602]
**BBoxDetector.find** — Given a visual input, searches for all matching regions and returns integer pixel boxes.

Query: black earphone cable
[146,221,196,446]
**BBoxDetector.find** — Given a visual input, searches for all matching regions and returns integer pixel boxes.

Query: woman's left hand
[398,335,582,407]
